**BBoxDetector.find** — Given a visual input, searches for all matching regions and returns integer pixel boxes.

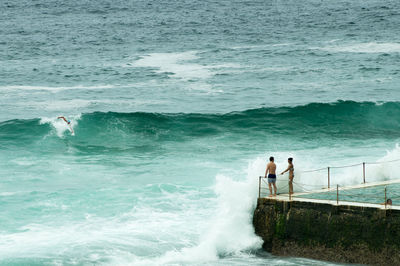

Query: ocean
[1,0,400,265]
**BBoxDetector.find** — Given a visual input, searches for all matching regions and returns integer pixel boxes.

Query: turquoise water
[1,0,400,265]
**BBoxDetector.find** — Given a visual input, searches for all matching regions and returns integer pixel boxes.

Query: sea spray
[124,158,266,265]
[40,115,80,137]
[365,144,400,183]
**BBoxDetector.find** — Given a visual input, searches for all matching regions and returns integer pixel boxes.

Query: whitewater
[2,0,400,265]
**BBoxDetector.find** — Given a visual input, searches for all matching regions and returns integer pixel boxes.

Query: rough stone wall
[253,198,400,265]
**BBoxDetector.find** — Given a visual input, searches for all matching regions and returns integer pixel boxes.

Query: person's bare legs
[273,182,277,196]
[268,182,273,197]
[289,178,293,194]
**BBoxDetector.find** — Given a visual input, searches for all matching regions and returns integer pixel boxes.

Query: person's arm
[281,166,290,175]
[265,164,270,178]
[58,116,67,123]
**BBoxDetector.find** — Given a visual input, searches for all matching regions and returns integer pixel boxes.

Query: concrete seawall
[253,198,400,265]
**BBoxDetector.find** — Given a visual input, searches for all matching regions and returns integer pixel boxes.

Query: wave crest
[1,101,399,148]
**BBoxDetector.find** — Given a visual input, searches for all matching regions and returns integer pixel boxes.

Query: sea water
[1,0,400,265]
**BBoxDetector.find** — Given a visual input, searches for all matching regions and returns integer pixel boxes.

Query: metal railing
[258,158,400,208]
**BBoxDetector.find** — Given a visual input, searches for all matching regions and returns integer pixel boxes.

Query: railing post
[363,162,366,184]
[328,167,330,189]
[336,184,339,205]
[258,176,261,198]
[385,186,387,209]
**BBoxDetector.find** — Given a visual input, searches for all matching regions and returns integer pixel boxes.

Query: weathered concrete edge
[253,198,400,265]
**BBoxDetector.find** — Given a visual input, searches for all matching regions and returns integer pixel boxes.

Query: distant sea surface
[1,0,400,265]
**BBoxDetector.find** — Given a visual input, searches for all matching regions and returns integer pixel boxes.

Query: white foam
[21,99,167,111]
[36,99,92,111]
[318,42,400,53]
[130,159,265,265]
[1,85,118,92]
[328,146,400,187]
[230,43,293,50]
[132,51,242,81]
[213,66,292,76]
[0,192,213,263]
[40,115,81,137]
[364,144,400,183]
[10,157,36,166]
[132,51,214,80]
[0,192,18,197]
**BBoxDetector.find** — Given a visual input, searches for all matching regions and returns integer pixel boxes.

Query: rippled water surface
[1,0,400,265]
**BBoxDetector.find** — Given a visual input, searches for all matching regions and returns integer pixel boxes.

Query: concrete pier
[253,181,400,265]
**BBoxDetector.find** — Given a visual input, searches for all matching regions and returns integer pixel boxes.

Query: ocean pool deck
[255,164,400,264]
[260,178,400,210]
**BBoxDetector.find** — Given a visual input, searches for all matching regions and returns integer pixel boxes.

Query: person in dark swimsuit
[265,156,277,197]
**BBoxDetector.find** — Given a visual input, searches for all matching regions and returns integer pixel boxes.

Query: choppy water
[1,0,400,265]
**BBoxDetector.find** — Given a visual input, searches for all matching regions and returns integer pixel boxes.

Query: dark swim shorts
[268,174,276,183]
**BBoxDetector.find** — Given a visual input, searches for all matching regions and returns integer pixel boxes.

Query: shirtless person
[265,156,277,197]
